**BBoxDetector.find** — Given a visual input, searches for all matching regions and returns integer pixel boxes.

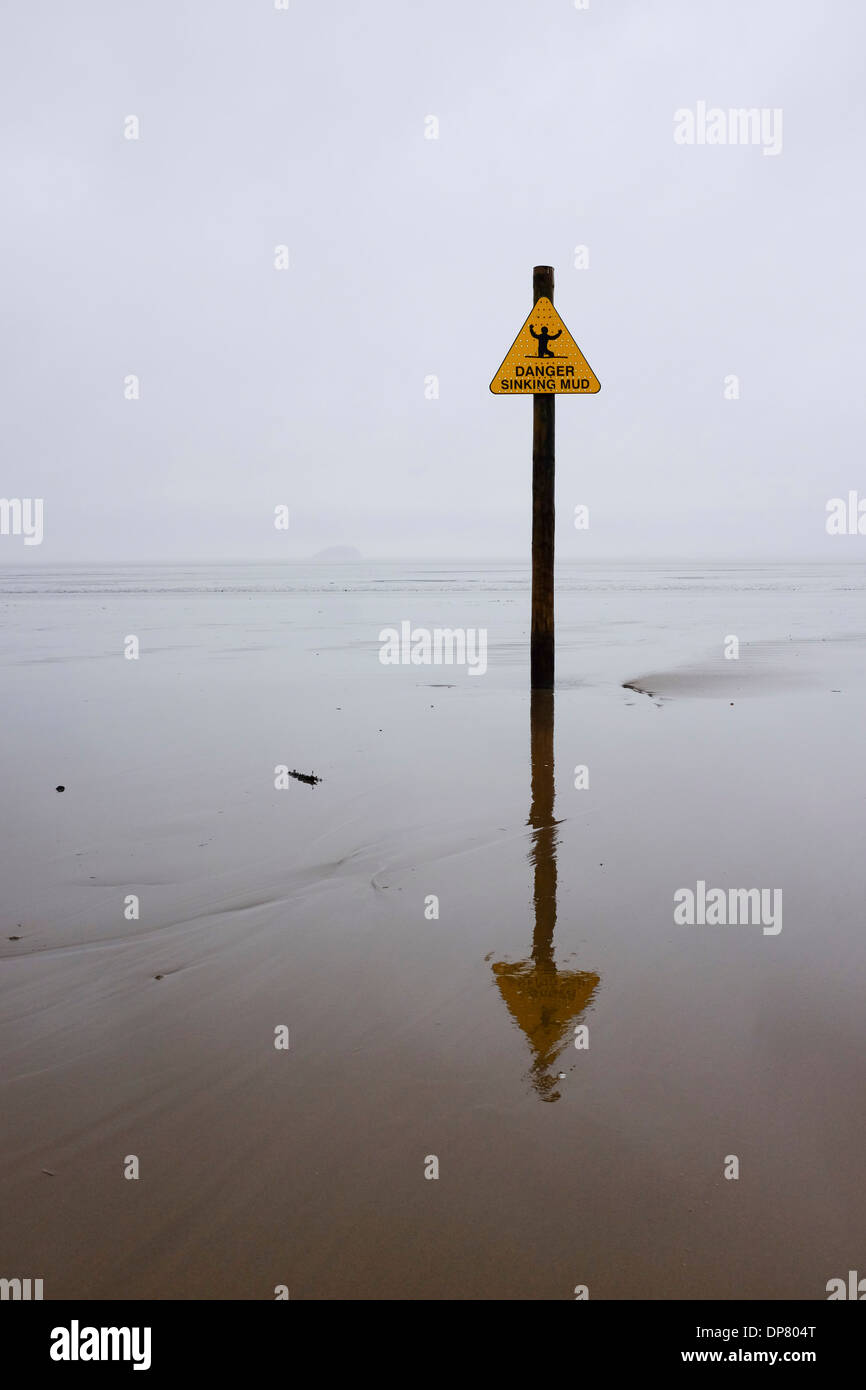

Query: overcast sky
[2,0,865,561]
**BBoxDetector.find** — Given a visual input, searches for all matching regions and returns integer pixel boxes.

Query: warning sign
[490,297,600,395]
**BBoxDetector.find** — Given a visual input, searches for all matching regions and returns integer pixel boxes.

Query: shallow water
[1,560,865,1298]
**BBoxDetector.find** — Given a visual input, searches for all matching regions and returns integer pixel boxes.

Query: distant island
[310,546,362,562]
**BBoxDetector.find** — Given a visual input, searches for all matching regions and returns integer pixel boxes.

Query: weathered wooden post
[531,265,556,689]
[489,269,600,690]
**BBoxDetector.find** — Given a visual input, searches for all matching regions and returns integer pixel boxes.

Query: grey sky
[2,0,865,560]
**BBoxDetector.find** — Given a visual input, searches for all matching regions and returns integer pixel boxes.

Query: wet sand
[1,560,865,1299]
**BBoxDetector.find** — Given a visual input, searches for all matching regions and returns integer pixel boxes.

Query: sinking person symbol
[529,324,561,358]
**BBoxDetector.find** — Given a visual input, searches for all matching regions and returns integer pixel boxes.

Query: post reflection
[492,690,600,1102]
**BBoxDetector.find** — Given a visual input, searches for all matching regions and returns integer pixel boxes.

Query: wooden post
[531,265,555,689]
[529,687,556,968]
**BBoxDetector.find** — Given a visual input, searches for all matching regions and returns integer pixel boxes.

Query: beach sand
[1,560,865,1299]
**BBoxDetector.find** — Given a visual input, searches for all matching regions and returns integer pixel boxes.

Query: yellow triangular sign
[490,297,600,395]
